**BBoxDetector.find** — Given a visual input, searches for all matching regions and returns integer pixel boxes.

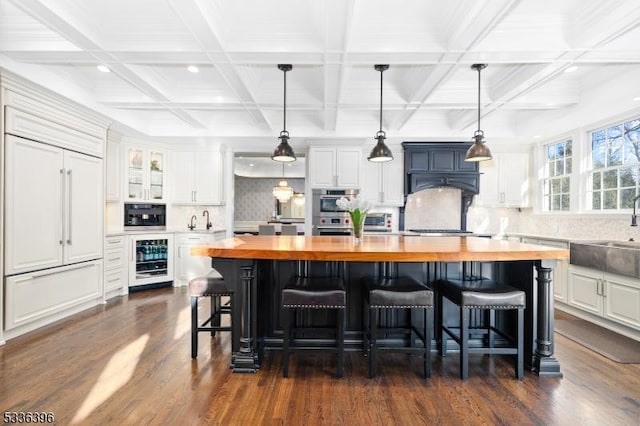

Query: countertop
[106,228,227,237]
[191,235,569,262]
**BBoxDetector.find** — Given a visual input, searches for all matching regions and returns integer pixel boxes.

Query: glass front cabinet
[126,146,165,202]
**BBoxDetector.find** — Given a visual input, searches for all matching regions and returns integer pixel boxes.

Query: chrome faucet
[203,210,212,230]
[188,215,197,230]
[632,195,640,227]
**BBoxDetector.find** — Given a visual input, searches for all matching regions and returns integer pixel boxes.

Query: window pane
[565,141,572,157]
[603,170,617,189]
[542,179,550,197]
[561,194,570,210]
[547,145,556,161]
[592,171,601,190]
[566,159,572,174]
[556,144,565,158]
[561,177,570,193]
[555,160,565,176]
[592,131,606,169]
[621,188,636,209]
[552,195,561,210]
[549,160,557,177]
[592,192,601,210]
[551,178,561,194]
[603,190,617,209]
[620,167,636,187]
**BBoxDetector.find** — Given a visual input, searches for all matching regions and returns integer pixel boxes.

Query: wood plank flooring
[1,286,639,425]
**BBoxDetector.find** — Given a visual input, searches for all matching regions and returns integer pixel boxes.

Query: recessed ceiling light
[249,163,254,167]
[187,65,199,73]
[633,96,640,102]
[533,135,541,139]
[97,65,110,73]
[564,66,578,73]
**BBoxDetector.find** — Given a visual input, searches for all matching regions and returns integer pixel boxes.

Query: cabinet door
[105,138,121,202]
[308,148,337,187]
[477,156,500,206]
[171,151,196,203]
[4,135,64,275]
[148,150,165,200]
[361,160,383,204]
[336,148,360,187]
[64,151,103,265]
[381,153,404,206]
[603,274,640,329]
[501,153,529,207]
[126,147,145,200]
[568,266,603,315]
[194,151,224,204]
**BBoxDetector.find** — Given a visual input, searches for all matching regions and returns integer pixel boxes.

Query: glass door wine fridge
[128,234,174,290]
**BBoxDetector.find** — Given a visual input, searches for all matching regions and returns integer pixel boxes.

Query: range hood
[401,142,480,231]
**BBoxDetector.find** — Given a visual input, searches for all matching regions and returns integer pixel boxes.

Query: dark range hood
[401,142,480,231]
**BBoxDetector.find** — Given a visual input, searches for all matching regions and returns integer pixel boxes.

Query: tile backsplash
[234,177,305,221]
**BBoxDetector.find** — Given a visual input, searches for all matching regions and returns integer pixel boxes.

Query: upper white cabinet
[125,146,166,202]
[4,135,103,276]
[105,133,121,202]
[361,149,404,206]
[476,152,529,207]
[171,150,225,205]
[308,147,361,188]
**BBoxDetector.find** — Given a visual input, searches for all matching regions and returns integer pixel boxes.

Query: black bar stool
[362,275,434,378]
[281,269,346,378]
[436,277,525,380]
[189,273,234,358]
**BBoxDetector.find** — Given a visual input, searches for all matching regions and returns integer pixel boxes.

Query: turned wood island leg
[534,260,563,377]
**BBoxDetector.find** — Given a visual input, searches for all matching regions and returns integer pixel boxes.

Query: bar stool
[362,276,434,378]
[281,270,346,378]
[190,272,234,358]
[436,277,525,380]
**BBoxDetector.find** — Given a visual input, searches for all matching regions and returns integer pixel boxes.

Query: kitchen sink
[570,240,640,278]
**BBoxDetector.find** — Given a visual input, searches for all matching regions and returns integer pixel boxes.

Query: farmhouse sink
[570,240,640,278]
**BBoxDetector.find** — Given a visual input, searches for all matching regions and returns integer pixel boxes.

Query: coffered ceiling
[1,0,640,152]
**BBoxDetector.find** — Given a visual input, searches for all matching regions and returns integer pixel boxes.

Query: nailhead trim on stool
[362,276,434,379]
[189,274,234,359]
[436,278,525,380]
[282,276,346,378]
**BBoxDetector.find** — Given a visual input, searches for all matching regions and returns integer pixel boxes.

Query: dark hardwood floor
[1,286,639,425]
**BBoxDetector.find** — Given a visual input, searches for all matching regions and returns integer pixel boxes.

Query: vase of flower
[336,195,373,244]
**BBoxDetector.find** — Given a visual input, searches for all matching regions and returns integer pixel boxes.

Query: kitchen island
[192,235,569,376]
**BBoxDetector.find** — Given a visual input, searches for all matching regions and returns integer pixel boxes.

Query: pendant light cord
[283,68,287,133]
[379,68,383,133]
[476,65,481,133]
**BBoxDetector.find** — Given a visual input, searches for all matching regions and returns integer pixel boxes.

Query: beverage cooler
[128,234,174,290]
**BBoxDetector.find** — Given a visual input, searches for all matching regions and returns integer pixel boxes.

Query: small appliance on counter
[363,213,392,233]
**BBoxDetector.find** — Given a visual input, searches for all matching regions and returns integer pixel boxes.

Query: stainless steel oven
[124,203,167,231]
[312,189,359,235]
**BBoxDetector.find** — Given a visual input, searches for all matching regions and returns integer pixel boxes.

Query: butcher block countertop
[191,235,569,262]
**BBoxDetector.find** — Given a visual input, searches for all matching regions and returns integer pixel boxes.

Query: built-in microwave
[124,203,166,231]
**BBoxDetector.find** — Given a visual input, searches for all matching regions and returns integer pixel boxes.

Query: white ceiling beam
[8,0,208,129]
[168,0,272,129]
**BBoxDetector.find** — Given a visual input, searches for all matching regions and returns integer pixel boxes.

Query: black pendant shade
[368,64,393,162]
[272,64,296,163]
[465,63,493,162]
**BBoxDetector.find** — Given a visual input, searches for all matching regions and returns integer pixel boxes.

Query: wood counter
[192,235,568,377]
[191,235,569,262]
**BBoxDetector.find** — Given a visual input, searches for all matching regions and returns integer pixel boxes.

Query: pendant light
[465,63,493,162]
[272,64,296,163]
[368,64,394,162]
[272,163,293,202]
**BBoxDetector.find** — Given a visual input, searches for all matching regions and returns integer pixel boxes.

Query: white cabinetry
[308,147,361,188]
[175,231,226,286]
[568,265,640,333]
[477,152,529,207]
[125,146,166,202]
[171,151,225,204]
[5,135,103,276]
[361,149,404,206]
[104,236,128,299]
[521,237,568,303]
[105,133,121,202]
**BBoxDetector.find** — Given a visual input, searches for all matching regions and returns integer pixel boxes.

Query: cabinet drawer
[105,236,126,249]
[176,233,214,245]
[104,249,126,270]
[104,268,125,292]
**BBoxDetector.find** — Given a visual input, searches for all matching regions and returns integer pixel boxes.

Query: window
[589,117,640,210]
[543,139,572,211]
